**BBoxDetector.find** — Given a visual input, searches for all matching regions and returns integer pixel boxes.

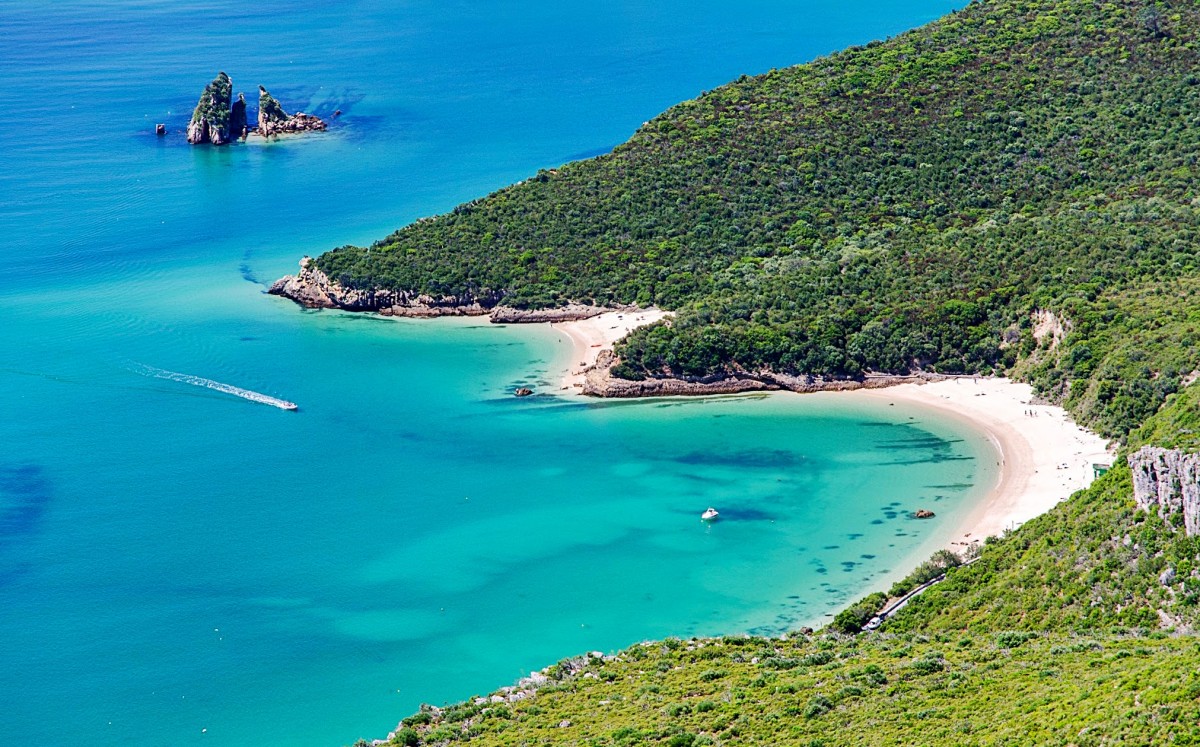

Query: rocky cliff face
[490,304,606,323]
[268,258,502,316]
[1129,446,1200,536]
[187,72,234,145]
[257,86,327,137]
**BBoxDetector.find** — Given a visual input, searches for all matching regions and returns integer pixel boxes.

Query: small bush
[804,695,834,719]
[391,727,419,746]
[996,631,1038,648]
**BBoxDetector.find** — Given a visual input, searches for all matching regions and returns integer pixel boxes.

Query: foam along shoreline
[853,378,1113,550]
[551,308,671,392]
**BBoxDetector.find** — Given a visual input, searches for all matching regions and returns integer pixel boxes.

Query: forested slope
[313,0,1200,437]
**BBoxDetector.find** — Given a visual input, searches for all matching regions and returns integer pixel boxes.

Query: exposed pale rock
[1128,446,1200,536]
[491,304,607,323]
[268,257,501,315]
[257,86,327,137]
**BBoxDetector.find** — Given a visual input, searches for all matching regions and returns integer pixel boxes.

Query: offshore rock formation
[257,86,327,137]
[186,75,325,145]
[187,72,234,144]
[269,258,501,316]
[1128,446,1200,536]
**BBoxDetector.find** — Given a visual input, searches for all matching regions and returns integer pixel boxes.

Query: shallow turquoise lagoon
[0,1,973,744]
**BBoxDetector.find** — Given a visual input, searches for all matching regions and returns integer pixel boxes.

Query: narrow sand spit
[551,308,670,391]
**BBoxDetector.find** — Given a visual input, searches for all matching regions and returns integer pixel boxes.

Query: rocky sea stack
[186,72,234,145]
[257,86,327,137]
[185,74,326,145]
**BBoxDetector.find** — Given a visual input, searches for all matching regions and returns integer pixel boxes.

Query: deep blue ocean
[0,1,976,744]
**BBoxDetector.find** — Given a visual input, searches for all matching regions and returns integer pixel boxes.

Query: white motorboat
[701,507,719,521]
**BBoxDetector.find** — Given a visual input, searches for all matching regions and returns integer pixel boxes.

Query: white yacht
[701,507,719,521]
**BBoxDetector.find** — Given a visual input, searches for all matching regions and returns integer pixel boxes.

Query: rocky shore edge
[580,350,956,397]
[269,258,962,397]
[268,257,607,321]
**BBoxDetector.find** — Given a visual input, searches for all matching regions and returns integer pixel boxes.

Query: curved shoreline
[550,314,1113,554]
[854,379,1112,550]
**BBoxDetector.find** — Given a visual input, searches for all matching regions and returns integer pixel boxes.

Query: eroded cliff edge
[1129,446,1200,536]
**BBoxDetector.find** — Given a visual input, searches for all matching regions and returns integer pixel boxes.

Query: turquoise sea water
[0,1,980,744]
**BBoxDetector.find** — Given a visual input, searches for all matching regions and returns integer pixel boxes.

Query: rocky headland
[186,73,326,145]
[270,258,963,398]
[269,257,502,316]
[578,350,952,397]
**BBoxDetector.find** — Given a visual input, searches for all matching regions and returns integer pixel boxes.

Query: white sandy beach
[551,308,670,391]
[850,378,1113,549]
[550,310,1113,552]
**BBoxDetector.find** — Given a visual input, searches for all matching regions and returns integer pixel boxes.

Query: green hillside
[317,0,1200,743]
[314,0,1200,438]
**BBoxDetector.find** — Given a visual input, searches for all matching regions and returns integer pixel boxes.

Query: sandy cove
[855,379,1113,548]
[551,308,671,392]
[549,312,1113,550]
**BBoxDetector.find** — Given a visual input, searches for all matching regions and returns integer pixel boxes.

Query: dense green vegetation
[190,71,232,134]
[258,86,288,124]
[315,0,1200,437]
[315,1,1200,743]
[352,632,1199,747]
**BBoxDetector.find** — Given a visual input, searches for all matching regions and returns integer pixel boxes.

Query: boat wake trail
[132,364,298,411]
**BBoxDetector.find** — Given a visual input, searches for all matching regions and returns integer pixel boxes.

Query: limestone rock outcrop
[1129,446,1200,536]
[490,304,607,323]
[257,86,327,137]
[187,72,234,145]
[268,258,501,316]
